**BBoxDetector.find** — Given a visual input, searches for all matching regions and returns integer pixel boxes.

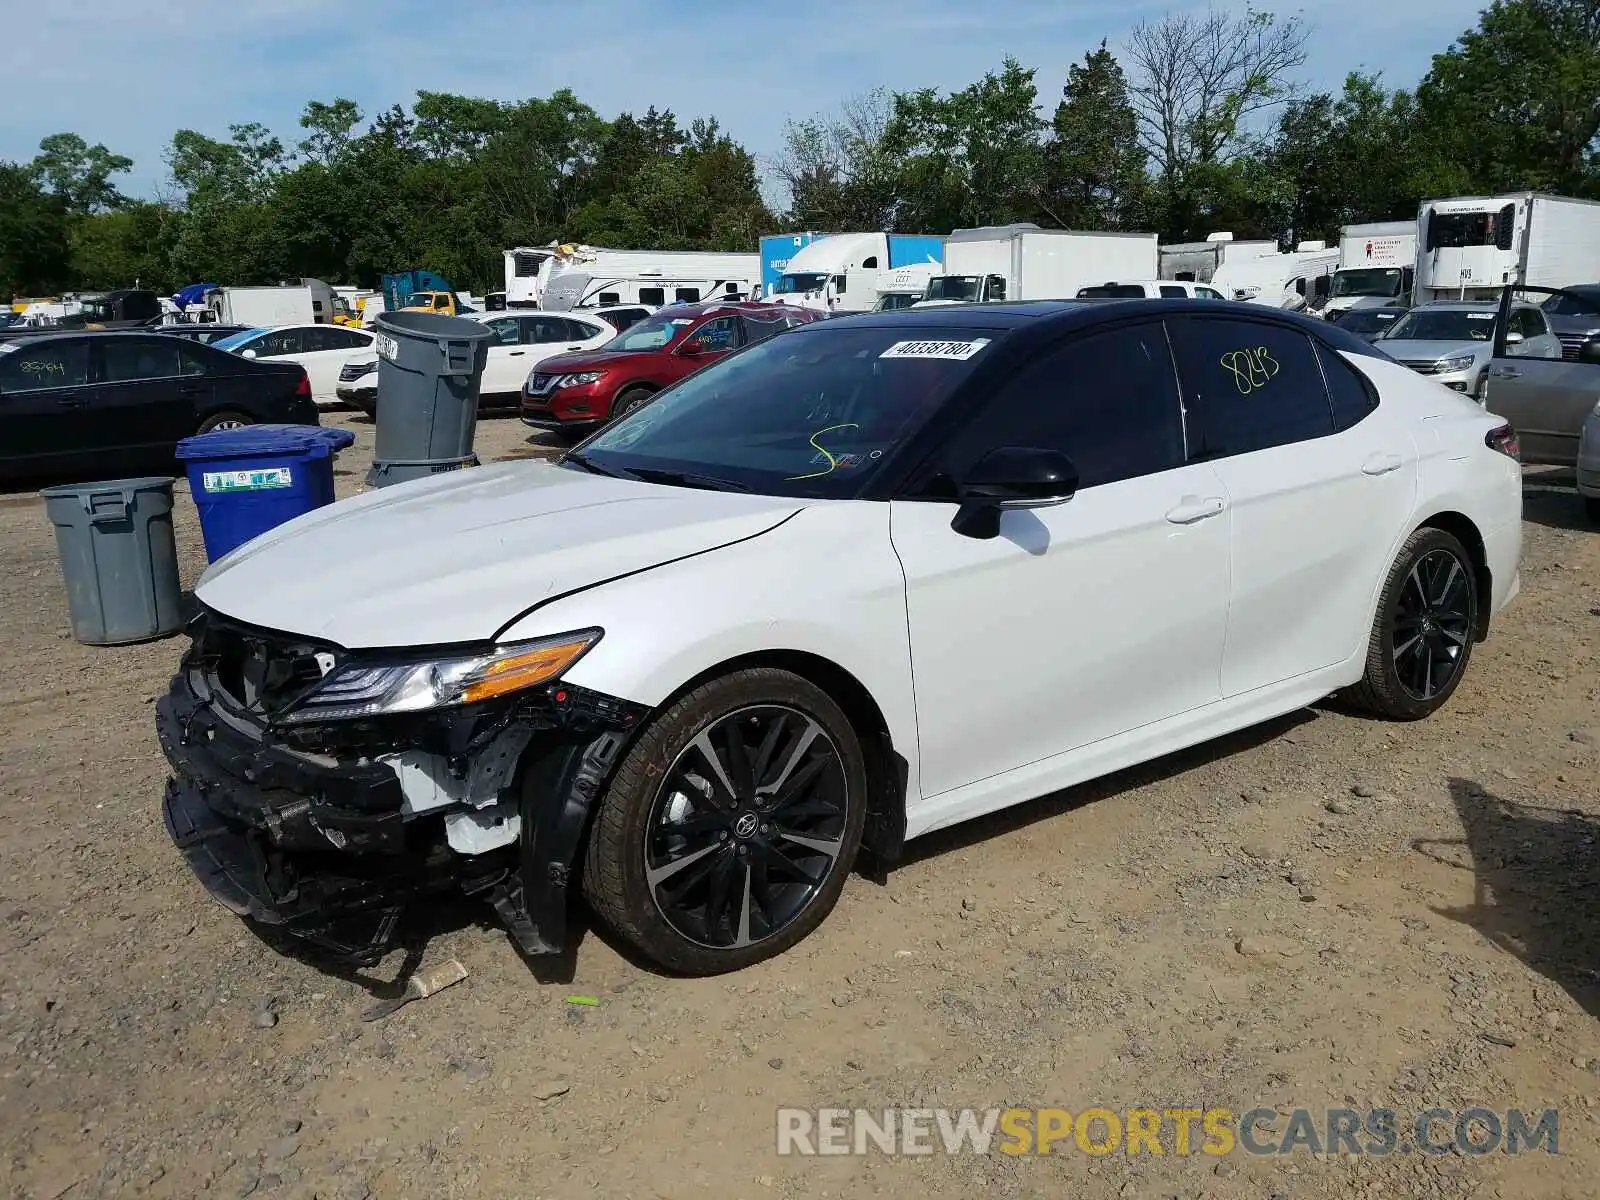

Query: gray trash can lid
[374,310,494,342]
[40,476,176,500]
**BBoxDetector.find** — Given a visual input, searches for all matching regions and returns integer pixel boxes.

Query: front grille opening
[198,619,337,717]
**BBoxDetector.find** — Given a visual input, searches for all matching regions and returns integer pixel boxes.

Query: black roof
[798,297,1382,358]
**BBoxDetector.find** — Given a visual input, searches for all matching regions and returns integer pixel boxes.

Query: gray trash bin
[40,476,184,646]
[369,310,493,488]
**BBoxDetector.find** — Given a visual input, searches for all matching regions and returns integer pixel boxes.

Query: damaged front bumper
[155,615,645,966]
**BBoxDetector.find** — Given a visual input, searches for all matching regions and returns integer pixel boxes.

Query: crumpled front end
[156,609,644,965]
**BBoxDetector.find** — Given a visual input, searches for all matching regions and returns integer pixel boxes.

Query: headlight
[1437,354,1476,373]
[558,372,604,388]
[276,629,602,724]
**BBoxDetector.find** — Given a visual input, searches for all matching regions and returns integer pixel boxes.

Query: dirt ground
[2,411,1598,1200]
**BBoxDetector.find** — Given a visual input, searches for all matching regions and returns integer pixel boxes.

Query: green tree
[29,132,132,213]
[880,58,1045,231]
[1040,43,1147,230]
[0,162,71,295]
[1414,0,1600,195]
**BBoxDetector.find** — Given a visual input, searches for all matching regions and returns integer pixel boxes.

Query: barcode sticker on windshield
[1467,312,1494,320]
[880,338,990,361]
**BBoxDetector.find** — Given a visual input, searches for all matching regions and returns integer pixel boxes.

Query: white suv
[1077,280,1229,300]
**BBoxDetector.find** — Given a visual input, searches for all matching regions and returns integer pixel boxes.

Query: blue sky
[0,0,1480,203]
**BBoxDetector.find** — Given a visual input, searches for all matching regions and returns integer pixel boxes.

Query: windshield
[775,273,828,295]
[1382,310,1495,341]
[1428,212,1500,250]
[1333,268,1403,298]
[573,324,998,498]
[79,299,115,320]
[1335,309,1401,335]
[601,310,702,352]
[874,293,920,312]
[925,276,980,302]
[212,328,264,352]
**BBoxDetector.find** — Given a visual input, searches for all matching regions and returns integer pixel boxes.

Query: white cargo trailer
[1415,193,1600,304]
[505,244,759,309]
[921,224,1158,305]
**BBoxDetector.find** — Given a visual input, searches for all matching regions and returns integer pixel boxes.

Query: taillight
[1486,422,1520,462]
[294,370,311,398]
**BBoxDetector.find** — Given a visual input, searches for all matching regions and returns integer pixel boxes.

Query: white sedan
[335,310,616,413]
[212,324,374,408]
[158,300,1522,977]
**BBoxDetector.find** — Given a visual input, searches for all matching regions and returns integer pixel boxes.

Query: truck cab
[403,290,461,316]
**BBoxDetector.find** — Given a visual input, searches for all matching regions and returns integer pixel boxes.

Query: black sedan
[0,331,320,483]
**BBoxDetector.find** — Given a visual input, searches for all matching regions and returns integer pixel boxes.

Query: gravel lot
[2,412,1598,1200]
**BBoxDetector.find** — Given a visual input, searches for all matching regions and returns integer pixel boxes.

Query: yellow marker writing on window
[1219,347,1279,396]
[786,422,862,480]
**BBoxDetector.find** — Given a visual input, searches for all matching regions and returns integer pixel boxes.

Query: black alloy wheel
[1348,526,1479,720]
[1390,548,1474,702]
[645,705,849,950]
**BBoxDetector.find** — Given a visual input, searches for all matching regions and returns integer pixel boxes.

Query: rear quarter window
[1314,341,1378,431]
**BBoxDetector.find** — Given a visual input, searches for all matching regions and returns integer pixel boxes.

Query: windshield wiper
[562,451,629,479]
[622,467,752,493]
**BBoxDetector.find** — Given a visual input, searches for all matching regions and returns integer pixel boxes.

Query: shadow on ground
[1522,468,1597,534]
[1416,777,1600,1018]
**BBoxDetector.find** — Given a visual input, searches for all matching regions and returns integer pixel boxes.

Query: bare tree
[768,89,894,226]
[1124,6,1310,193]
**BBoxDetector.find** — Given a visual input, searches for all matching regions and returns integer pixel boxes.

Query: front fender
[497,502,923,809]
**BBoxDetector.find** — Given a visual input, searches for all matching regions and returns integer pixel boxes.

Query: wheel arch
[657,648,909,875]
[1413,509,1492,641]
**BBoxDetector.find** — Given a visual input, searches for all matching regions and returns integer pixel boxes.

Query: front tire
[612,386,654,419]
[1347,527,1479,720]
[582,668,867,975]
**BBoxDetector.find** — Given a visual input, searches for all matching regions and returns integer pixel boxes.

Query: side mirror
[241,348,258,359]
[951,446,1078,540]
[1504,331,1524,346]
[1578,337,1600,366]
[679,338,706,356]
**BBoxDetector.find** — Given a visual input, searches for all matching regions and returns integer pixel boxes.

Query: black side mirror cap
[951,446,1078,539]
[1579,336,1600,366]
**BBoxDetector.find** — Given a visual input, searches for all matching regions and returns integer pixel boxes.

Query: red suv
[521,301,821,434]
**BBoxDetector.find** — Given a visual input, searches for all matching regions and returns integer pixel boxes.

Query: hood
[1323,295,1391,315]
[1547,313,1600,336]
[1377,338,1490,364]
[530,347,643,375]
[195,460,802,648]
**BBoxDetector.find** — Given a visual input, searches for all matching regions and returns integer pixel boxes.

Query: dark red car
[521,301,821,434]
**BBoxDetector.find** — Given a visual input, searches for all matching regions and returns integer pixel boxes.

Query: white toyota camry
[157,300,1523,976]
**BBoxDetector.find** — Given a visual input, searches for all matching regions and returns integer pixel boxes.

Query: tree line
[1,0,1595,300]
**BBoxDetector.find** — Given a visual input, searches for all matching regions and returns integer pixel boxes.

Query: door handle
[1165,496,1225,524]
[1361,452,1404,476]
[509,350,525,357]
[1489,367,1521,379]
[56,395,88,408]
[564,345,584,351]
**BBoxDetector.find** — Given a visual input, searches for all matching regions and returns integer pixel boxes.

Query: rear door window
[639,287,666,306]
[102,338,182,382]
[1168,316,1334,458]
[0,339,90,392]
[1159,285,1188,298]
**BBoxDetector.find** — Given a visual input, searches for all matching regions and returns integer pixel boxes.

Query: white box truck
[205,280,336,326]
[1211,243,1340,311]
[1415,193,1600,304]
[920,224,1158,306]
[1158,232,1277,283]
[1321,221,1417,319]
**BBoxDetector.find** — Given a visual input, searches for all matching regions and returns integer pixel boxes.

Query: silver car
[1479,285,1600,521]
[1377,300,1563,403]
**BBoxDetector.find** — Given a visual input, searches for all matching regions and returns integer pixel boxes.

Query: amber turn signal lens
[459,637,596,704]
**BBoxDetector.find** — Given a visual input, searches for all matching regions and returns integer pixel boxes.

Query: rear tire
[582,668,867,975]
[613,386,654,419]
[1346,527,1479,720]
[196,411,252,435]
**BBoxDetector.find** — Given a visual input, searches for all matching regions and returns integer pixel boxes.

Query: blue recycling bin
[176,424,357,562]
